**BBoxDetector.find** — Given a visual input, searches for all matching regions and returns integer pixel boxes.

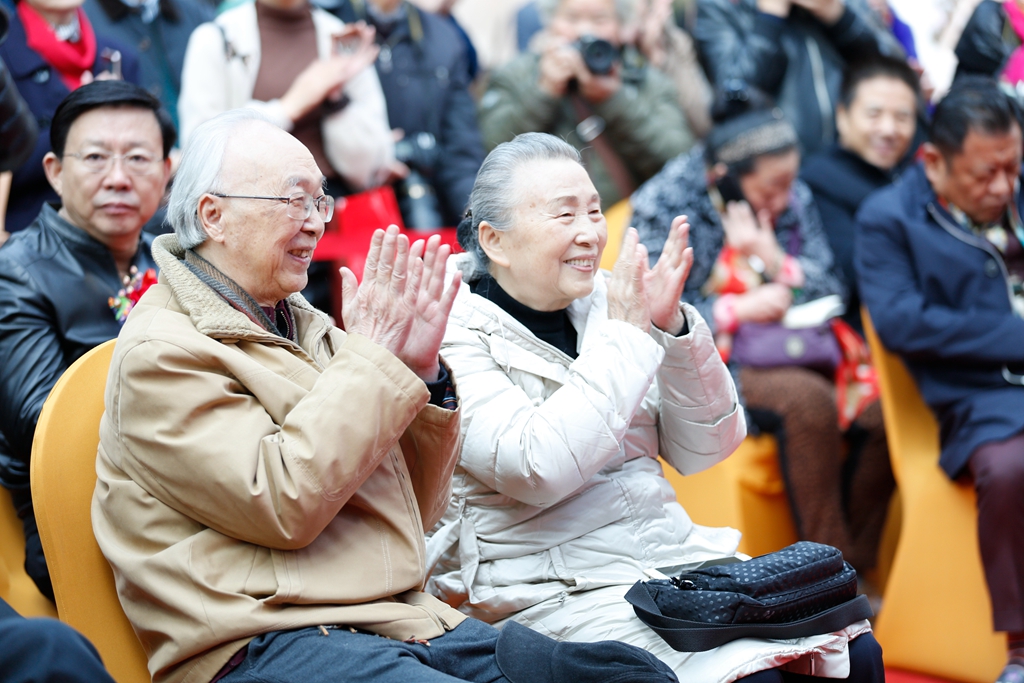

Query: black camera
[395,132,444,230]
[572,35,619,75]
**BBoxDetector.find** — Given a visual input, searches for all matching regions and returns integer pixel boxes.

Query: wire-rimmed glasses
[211,191,335,222]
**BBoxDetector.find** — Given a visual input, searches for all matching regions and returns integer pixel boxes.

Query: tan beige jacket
[93,234,466,683]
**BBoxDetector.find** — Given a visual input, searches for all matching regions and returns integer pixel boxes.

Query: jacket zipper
[927,203,1024,385]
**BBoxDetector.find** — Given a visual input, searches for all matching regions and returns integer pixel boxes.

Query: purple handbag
[731,322,841,374]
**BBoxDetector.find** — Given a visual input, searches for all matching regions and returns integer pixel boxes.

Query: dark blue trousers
[0,597,115,683]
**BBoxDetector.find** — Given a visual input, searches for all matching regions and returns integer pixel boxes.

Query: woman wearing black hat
[632,93,893,579]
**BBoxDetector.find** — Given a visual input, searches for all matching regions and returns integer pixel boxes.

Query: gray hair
[167,108,272,250]
[457,133,583,280]
[536,0,632,24]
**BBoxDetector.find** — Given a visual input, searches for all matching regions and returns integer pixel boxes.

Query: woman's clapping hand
[607,228,652,332]
[644,215,693,336]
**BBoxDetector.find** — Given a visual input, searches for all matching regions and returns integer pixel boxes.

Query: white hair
[457,133,583,280]
[167,109,273,250]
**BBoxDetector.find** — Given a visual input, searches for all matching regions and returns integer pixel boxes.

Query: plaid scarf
[183,249,297,343]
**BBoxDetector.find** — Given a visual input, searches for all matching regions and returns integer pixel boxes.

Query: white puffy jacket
[428,257,872,682]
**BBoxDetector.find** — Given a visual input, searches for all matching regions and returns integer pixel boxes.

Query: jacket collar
[151,233,330,342]
[2,13,49,79]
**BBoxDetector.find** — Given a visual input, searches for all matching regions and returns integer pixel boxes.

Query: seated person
[92,108,681,683]
[631,97,891,575]
[0,595,116,683]
[477,0,692,209]
[801,54,919,334]
[856,76,1024,683]
[0,0,141,235]
[328,0,485,229]
[694,0,902,157]
[428,132,882,682]
[0,80,172,600]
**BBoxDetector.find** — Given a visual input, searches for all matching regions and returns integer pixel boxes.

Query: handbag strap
[624,581,873,652]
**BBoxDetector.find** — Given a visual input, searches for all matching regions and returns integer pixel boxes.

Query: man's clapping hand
[340,225,461,382]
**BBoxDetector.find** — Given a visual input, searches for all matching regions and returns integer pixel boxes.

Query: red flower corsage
[109,266,157,324]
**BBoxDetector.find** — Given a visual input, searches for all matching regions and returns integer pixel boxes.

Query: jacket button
[985,260,1000,277]
[32,68,50,83]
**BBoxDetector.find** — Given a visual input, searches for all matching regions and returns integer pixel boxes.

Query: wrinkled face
[550,0,620,45]
[484,158,607,311]
[45,107,170,248]
[202,123,326,306]
[925,126,1023,226]
[837,76,917,170]
[738,149,801,223]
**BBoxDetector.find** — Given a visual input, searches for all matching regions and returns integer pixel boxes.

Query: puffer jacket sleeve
[441,315,664,508]
[177,21,243,145]
[650,304,745,475]
[110,331,447,550]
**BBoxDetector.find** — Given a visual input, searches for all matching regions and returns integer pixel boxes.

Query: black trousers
[969,431,1024,633]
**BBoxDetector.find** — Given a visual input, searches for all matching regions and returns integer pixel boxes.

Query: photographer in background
[327,0,484,229]
[477,0,692,208]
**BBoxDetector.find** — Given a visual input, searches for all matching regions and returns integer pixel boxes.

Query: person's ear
[478,220,510,268]
[198,194,227,244]
[706,162,728,186]
[42,152,63,197]
[835,104,850,144]
[921,142,946,189]
[158,156,172,190]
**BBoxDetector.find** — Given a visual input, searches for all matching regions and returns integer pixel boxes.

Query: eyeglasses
[64,151,162,176]
[211,191,335,222]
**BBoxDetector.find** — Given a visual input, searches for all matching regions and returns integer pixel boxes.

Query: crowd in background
[1,0,1024,681]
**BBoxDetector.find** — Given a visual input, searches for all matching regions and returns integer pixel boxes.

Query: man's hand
[644,215,693,335]
[790,0,845,24]
[340,226,460,383]
[607,228,652,332]
[280,22,379,123]
[395,234,462,382]
[733,283,792,324]
[575,59,623,104]
[721,201,783,274]
[538,40,579,98]
[757,0,792,17]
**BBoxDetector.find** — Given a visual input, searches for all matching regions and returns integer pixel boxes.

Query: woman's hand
[607,228,652,332]
[732,283,792,324]
[721,200,783,273]
[280,22,379,124]
[644,215,693,335]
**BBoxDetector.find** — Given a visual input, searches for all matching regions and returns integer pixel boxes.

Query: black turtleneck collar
[471,274,579,359]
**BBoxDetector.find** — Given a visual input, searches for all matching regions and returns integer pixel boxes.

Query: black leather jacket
[694,0,901,157]
[0,204,156,488]
[0,4,37,172]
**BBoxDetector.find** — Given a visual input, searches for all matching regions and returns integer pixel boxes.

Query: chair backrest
[0,485,57,617]
[599,198,632,270]
[30,340,151,683]
[861,313,941,482]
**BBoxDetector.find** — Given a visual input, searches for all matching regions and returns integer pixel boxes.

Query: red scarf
[17,2,96,91]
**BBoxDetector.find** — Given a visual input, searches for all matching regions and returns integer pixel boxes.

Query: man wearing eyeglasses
[0,79,173,601]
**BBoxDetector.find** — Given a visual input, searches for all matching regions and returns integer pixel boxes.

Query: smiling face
[197,122,326,307]
[924,124,1024,226]
[837,75,917,171]
[480,157,607,311]
[43,106,170,250]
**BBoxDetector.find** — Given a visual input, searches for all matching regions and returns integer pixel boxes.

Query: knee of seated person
[973,437,1024,493]
[1,617,105,669]
[772,367,837,422]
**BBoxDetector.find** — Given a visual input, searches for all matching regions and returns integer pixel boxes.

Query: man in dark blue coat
[856,77,1024,682]
[326,0,483,229]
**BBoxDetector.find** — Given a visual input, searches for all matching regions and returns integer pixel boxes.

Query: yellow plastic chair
[0,485,57,617]
[30,340,151,683]
[659,433,797,558]
[600,198,632,269]
[863,311,1003,683]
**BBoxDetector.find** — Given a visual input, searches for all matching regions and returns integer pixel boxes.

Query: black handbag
[624,542,874,652]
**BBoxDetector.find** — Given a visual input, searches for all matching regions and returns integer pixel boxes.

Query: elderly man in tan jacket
[91,109,680,683]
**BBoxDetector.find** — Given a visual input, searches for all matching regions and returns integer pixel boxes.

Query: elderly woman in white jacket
[428,133,882,683]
